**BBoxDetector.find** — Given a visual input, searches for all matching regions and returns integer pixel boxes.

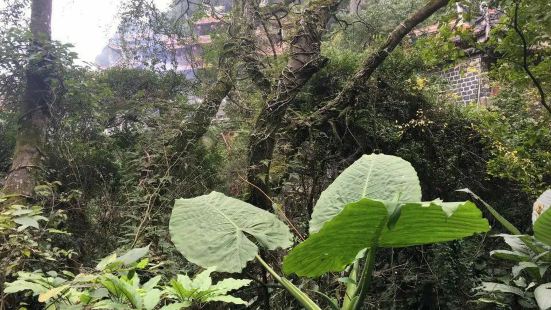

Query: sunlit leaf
[169,191,292,272]
[143,288,161,310]
[38,285,69,303]
[284,199,489,277]
[205,295,248,305]
[309,154,422,233]
[535,283,551,310]
[118,245,150,266]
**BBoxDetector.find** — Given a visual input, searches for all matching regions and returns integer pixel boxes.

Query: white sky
[51,0,172,64]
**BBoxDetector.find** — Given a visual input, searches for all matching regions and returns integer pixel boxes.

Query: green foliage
[476,233,551,308]
[285,198,489,278]
[2,1,551,309]
[284,155,489,278]
[164,267,251,306]
[475,189,551,308]
[469,92,551,197]
[0,197,75,285]
[169,191,293,272]
[488,0,551,101]
[169,154,489,309]
[4,246,251,309]
[309,154,422,233]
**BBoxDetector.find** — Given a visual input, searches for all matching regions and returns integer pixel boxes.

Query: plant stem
[342,261,359,310]
[460,189,521,235]
[255,255,322,310]
[352,247,378,310]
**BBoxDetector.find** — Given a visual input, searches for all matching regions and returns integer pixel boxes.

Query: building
[95,11,224,79]
[412,2,500,105]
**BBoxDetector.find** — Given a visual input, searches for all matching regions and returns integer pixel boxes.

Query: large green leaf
[284,199,388,277]
[533,190,551,224]
[478,282,524,297]
[378,201,489,248]
[535,283,551,310]
[118,245,150,266]
[309,154,421,233]
[534,205,551,247]
[169,191,293,272]
[283,198,489,277]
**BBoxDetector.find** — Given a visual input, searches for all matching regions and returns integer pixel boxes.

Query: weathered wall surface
[441,55,491,105]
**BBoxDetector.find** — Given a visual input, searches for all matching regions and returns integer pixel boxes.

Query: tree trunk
[2,0,53,199]
[246,0,450,210]
[246,0,341,209]
[175,0,254,149]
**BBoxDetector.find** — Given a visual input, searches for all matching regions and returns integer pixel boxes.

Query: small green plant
[163,267,251,308]
[169,154,491,309]
[4,239,251,309]
[0,195,76,303]
[466,190,551,309]
[5,246,162,309]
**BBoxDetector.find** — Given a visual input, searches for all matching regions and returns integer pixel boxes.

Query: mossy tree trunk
[175,0,255,149]
[2,0,53,200]
[246,0,340,210]
[246,0,450,210]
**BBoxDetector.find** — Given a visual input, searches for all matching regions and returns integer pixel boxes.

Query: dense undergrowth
[1,0,551,309]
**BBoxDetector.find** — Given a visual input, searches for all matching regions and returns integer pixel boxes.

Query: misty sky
[51,0,172,64]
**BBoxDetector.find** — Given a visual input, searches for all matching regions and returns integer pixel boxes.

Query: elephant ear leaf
[284,199,489,278]
[534,207,551,247]
[309,154,422,233]
[169,191,293,273]
[533,190,551,246]
[532,190,551,224]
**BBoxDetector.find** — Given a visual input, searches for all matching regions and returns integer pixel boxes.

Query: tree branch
[512,0,551,116]
[309,0,450,125]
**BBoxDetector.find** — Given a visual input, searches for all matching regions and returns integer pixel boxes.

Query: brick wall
[441,55,491,105]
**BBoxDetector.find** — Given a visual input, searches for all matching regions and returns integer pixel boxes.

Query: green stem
[255,255,322,310]
[461,189,521,235]
[342,261,359,310]
[352,247,378,310]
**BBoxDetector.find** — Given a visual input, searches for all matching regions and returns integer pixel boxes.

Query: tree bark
[246,0,341,209]
[310,0,450,124]
[176,50,235,149]
[246,0,449,210]
[2,0,53,199]
[175,0,257,148]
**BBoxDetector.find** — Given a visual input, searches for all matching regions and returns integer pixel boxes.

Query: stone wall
[441,55,491,105]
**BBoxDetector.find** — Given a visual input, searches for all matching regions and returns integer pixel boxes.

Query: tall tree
[2,0,54,199]
[246,0,341,209]
[246,0,450,210]
[175,0,263,148]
